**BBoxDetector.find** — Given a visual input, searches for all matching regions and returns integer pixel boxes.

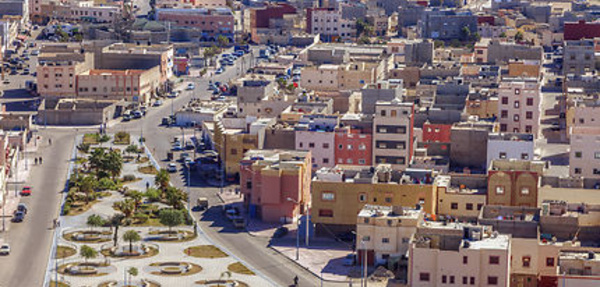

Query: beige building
[497,79,541,137]
[356,205,424,265]
[409,222,511,287]
[236,75,294,118]
[569,126,600,179]
[488,159,544,208]
[37,48,94,98]
[76,67,161,105]
[373,100,414,170]
[300,62,376,92]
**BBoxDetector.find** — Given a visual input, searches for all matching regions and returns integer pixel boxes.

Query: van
[232,216,246,229]
[196,197,209,210]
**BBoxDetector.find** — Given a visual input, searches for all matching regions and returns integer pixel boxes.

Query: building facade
[497,79,541,138]
[373,100,414,170]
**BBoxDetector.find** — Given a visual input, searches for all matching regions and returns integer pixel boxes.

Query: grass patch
[138,165,157,175]
[64,200,99,216]
[63,231,112,243]
[136,157,149,164]
[49,281,70,287]
[184,245,228,258]
[114,132,130,145]
[228,262,255,275]
[196,280,249,287]
[83,133,99,144]
[55,245,77,259]
[57,262,110,277]
[148,230,197,242]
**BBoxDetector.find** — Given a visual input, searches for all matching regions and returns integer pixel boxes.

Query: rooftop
[314,165,436,185]
[358,205,422,219]
[241,149,310,171]
[488,132,534,142]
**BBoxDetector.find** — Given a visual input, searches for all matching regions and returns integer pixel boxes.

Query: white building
[569,126,600,179]
[497,78,541,138]
[486,133,534,170]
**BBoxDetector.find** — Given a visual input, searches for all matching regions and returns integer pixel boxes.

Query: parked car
[0,244,10,255]
[167,163,177,173]
[153,100,163,107]
[273,226,289,238]
[342,254,355,266]
[233,51,244,57]
[161,117,172,126]
[132,110,143,119]
[216,67,224,74]
[187,83,195,90]
[232,216,246,229]
[172,142,183,151]
[31,50,39,56]
[123,114,131,121]
[17,203,27,214]
[12,211,24,222]
[197,197,209,210]
[20,186,31,196]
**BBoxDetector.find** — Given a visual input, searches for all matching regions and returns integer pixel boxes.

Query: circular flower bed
[147,230,196,242]
[63,230,112,243]
[100,244,159,259]
[146,262,202,276]
[195,280,249,287]
[58,262,116,277]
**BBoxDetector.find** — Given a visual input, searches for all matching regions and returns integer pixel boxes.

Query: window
[347,144,353,150]
[419,273,430,282]
[451,202,458,210]
[477,203,483,210]
[525,125,532,133]
[514,115,520,122]
[358,144,366,150]
[463,256,468,264]
[487,276,498,285]
[321,192,335,201]
[318,209,333,217]
[527,98,534,106]
[501,110,508,118]
[466,203,473,210]
[442,275,447,284]
[382,238,389,243]
[575,151,582,158]
[501,97,508,104]
[359,194,367,202]
[595,152,600,159]
[380,110,386,117]
[323,143,329,149]
[299,142,303,148]
[323,158,329,164]
[230,148,237,155]
[546,257,555,267]
[489,256,500,264]
[521,153,529,160]
[309,143,315,148]
[514,101,520,108]
[499,152,507,159]
[358,159,366,165]
[526,111,533,119]
[500,124,507,132]
[594,169,600,175]
[522,256,531,268]
[470,277,475,285]
[391,110,397,117]
[450,276,455,284]
[515,88,521,95]
[574,168,582,174]
[463,276,468,284]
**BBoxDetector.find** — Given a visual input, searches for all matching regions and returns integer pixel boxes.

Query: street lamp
[286,197,300,261]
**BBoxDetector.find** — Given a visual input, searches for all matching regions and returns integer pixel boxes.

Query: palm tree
[127,267,138,286]
[104,150,123,180]
[165,186,187,210]
[80,245,97,263]
[109,213,124,247]
[155,169,170,191]
[114,199,136,218]
[127,190,144,212]
[123,230,141,254]
[86,214,105,231]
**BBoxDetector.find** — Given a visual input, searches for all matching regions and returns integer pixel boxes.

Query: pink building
[334,127,372,166]
[498,79,540,138]
[156,8,234,40]
[240,150,312,223]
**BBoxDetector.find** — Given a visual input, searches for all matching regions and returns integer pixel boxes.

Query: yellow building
[311,165,438,235]
[435,175,487,220]
[209,121,259,180]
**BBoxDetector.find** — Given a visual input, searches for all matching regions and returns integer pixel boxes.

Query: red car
[20,186,31,196]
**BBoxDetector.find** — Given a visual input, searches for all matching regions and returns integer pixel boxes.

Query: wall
[295,130,335,170]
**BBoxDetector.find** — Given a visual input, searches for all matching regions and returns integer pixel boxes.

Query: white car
[0,244,10,255]
[167,163,177,173]
[186,83,195,90]
[216,67,224,74]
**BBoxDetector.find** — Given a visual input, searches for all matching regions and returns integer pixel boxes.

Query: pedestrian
[40,157,43,164]
[49,138,52,145]
[146,182,150,190]
[57,220,60,227]
[53,218,57,228]
[34,158,38,165]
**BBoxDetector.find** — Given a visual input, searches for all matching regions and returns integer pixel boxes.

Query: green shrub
[98,177,117,190]
[122,174,137,182]
[134,213,149,224]
[62,203,71,215]
[145,188,161,202]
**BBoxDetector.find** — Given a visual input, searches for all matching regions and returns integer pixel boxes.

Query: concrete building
[478,205,539,239]
[156,8,234,42]
[76,67,161,105]
[387,38,434,65]
[37,47,94,98]
[418,9,477,41]
[300,62,377,92]
[373,100,414,170]
[356,205,424,265]
[0,0,27,22]
[464,89,498,120]
[475,39,543,65]
[99,43,174,82]
[569,126,600,180]
[360,80,404,115]
[487,160,544,208]
[69,1,119,23]
[540,200,600,244]
[239,149,311,223]
[408,222,510,287]
[312,165,437,234]
[306,7,356,42]
[422,122,452,143]
[236,75,294,118]
[486,133,534,170]
[243,3,296,43]
[156,0,227,9]
[435,174,487,220]
[449,121,495,172]
[39,98,120,126]
[564,20,600,41]
[497,79,541,137]
[334,126,372,166]
[295,115,338,170]
[174,99,229,127]
[563,39,595,76]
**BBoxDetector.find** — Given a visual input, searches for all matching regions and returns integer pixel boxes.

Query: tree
[127,190,144,212]
[87,214,105,231]
[460,26,472,42]
[499,32,507,38]
[159,209,183,232]
[145,188,161,202]
[164,186,187,210]
[79,175,97,202]
[217,35,230,48]
[123,230,141,254]
[155,169,170,191]
[98,134,111,147]
[114,199,136,218]
[77,143,91,153]
[356,18,373,38]
[104,150,123,180]
[88,148,106,175]
[80,245,97,263]
[125,144,139,155]
[515,31,524,42]
[109,213,125,247]
[127,267,138,286]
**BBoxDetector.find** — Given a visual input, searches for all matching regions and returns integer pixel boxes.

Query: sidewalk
[0,156,34,232]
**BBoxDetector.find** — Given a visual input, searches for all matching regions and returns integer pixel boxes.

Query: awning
[16,35,27,41]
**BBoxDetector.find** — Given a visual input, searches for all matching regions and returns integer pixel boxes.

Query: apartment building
[566,95,600,138]
[435,175,487,220]
[373,100,414,170]
[409,222,510,287]
[300,62,377,92]
[497,79,541,137]
[360,80,404,115]
[569,126,600,179]
[239,149,311,223]
[244,3,296,43]
[563,39,596,76]
[204,120,259,179]
[295,115,338,170]
[76,67,161,104]
[486,133,534,170]
[236,75,294,118]
[475,39,543,65]
[334,126,372,166]
[422,122,451,143]
[156,8,234,41]
[487,160,544,208]
[69,1,120,23]
[356,205,424,265]
[418,9,477,41]
[306,7,356,41]
[311,165,437,234]
[99,43,174,82]
[564,20,600,41]
[157,0,227,9]
[387,38,434,65]
[37,50,94,98]
[449,121,495,172]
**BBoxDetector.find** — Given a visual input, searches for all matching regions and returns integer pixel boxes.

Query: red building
[477,16,495,25]
[422,122,452,143]
[247,3,296,42]
[334,127,372,166]
[564,20,600,41]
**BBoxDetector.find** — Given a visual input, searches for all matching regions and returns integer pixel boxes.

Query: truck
[234,44,250,53]
[259,49,270,59]
[196,197,209,210]
[231,216,246,229]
